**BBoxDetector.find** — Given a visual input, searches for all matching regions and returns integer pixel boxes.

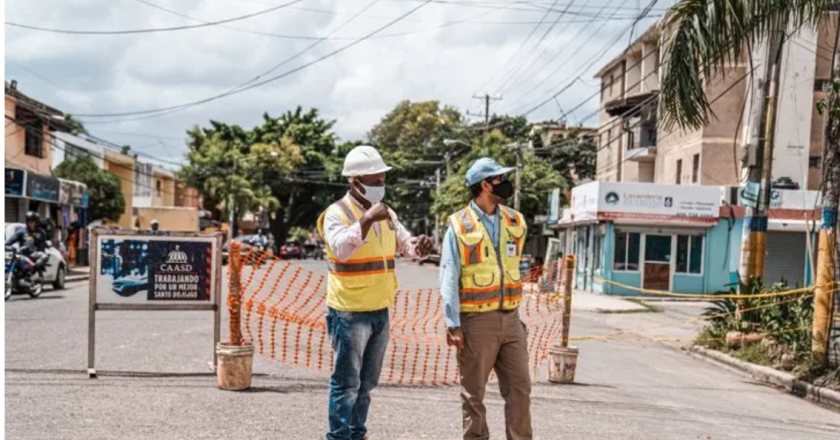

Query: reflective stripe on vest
[328,257,396,276]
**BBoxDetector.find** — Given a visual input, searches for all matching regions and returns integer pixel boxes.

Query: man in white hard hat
[317,145,432,440]
[150,219,160,232]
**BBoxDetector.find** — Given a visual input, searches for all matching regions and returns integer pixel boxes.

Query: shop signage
[570,182,720,223]
[736,187,820,210]
[741,182,760,208]
[58,178,89,207]
[5,168,25,197]
[95,235,217,304]
[25,172,60,202]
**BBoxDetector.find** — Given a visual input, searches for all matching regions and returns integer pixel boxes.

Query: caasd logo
[604,192,619,205]
[161,245,193,272]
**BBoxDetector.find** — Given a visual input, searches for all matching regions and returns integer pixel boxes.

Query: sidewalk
[571,289,649,313]
[67,266,89,282]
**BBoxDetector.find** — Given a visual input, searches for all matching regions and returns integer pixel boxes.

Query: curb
[67,274,89,283]
[689,345,840,410]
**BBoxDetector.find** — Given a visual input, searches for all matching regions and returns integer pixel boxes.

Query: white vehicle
[4,223,68,290]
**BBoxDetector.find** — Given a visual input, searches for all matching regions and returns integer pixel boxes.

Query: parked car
[4,223,67,290]
[418,248,441,266]
[221,235,254,265]
[279,242,303,259]
[302,243,325,260]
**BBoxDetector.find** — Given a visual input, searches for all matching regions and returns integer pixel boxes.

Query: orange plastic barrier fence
[235,250,567,386]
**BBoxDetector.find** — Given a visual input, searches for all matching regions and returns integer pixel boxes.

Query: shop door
[643,234,672,291]
[5,198,20,223]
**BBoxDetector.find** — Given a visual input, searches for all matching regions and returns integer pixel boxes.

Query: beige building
[594,18,833,190]
[53,131,137,229]
[5,81,69,176]
[529,120,596,148]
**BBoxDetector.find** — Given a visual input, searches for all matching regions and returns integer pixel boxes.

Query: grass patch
[731,343,773,367]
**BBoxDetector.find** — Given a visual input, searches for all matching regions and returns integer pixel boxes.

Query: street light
[443,139,469,148]
[228,151,278,243]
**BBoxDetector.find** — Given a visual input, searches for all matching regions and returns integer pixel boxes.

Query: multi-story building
[53,131,136,229]
[4,81,88,226]
[557,17,836,297]
[594,16,836,191]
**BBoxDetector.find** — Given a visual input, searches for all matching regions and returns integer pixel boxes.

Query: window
[810,156,822,169]
[155,180,162,197]
[17,107,44,158]
[613,232,640,271]
[815,79,831,92]
[676,234,704,274]
[692,154,700,183]
[645,235,672,262]
[135,163,153,198]
[676,159,683,184]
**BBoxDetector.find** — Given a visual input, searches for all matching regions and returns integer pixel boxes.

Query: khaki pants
[457,309,532,440]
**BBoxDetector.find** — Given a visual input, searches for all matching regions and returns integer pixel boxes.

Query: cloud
[5,0,667,160]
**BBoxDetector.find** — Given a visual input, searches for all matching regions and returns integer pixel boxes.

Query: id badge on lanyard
[506,240,516,257]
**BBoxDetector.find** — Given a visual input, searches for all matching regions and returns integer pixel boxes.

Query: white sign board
[95,234,220,304]
[570,182,720,223]
[736,188,820,210]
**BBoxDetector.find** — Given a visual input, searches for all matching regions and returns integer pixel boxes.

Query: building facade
[594,17,837,190]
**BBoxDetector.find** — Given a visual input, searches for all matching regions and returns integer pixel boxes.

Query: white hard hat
[151,219,159,224]
[342,145,392,177]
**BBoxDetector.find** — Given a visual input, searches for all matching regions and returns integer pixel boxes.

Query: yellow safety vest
[448,205,527,314]
[316,195,398,312]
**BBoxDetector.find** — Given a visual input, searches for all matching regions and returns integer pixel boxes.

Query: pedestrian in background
[439,157,532,440]
[317,145,432,440]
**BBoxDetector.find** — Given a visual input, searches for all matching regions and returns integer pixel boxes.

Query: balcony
[605,91,658,117]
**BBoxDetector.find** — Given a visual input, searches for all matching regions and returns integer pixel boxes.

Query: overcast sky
[5,0,668,167]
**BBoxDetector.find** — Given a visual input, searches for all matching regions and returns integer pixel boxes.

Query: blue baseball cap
[465,157,515,186]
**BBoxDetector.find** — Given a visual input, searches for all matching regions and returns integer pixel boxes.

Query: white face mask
[358,182,386,204]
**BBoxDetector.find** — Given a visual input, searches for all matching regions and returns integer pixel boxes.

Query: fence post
[549,255,579,384]
[228,241,243,345]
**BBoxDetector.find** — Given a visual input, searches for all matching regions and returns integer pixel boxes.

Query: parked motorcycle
[5,246,45,300]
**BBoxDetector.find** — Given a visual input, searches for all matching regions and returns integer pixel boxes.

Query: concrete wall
[135,206,199,232]
[596,63,627,182]
[773,28,818,190]
[4,97,53,175]
[641,42,659,93]
[152,175,176,207]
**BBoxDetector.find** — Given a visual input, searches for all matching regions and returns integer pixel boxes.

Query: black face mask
[490,179,514,199]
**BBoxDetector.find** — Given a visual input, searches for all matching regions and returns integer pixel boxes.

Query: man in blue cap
[439,157,532,440]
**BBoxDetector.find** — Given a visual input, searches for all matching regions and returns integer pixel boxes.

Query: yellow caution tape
[593,276,828,300]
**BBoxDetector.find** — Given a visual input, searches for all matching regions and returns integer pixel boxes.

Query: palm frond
[659,0,831,131]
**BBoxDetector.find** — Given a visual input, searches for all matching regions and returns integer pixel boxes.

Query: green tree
[53,155,125,221]
[250,107,343,243]
[368,100,465,232]
[179,120,302,235]
[432,130,567,224]
[532,126,597,188]
[63,114,88,136]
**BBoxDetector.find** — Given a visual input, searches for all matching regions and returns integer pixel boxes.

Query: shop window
[614,232,640,271]
[645,235,671,262]
[676,234,704,274]
[17,107,44,158]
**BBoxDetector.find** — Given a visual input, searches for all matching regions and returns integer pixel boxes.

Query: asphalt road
[6,260,840,439]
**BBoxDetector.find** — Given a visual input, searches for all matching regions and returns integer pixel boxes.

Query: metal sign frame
[87,228,223,378]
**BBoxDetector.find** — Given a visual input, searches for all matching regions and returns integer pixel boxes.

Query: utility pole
[738,31,784,286]
[468,93,502,137]
[813,13,840,362]
[434,167,442,250]
[514,142,523,211]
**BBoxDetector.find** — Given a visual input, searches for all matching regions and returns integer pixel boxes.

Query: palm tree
[657,0,837,361]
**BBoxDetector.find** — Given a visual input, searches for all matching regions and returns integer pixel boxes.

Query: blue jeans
[326,307,390,440]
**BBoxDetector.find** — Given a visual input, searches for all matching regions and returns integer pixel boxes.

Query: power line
[67,0,434,122]
[511,0,659,116]
[5,0,307,35]
[491,0,576,96]
[472,0,558,98]
[501,0,626,108]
